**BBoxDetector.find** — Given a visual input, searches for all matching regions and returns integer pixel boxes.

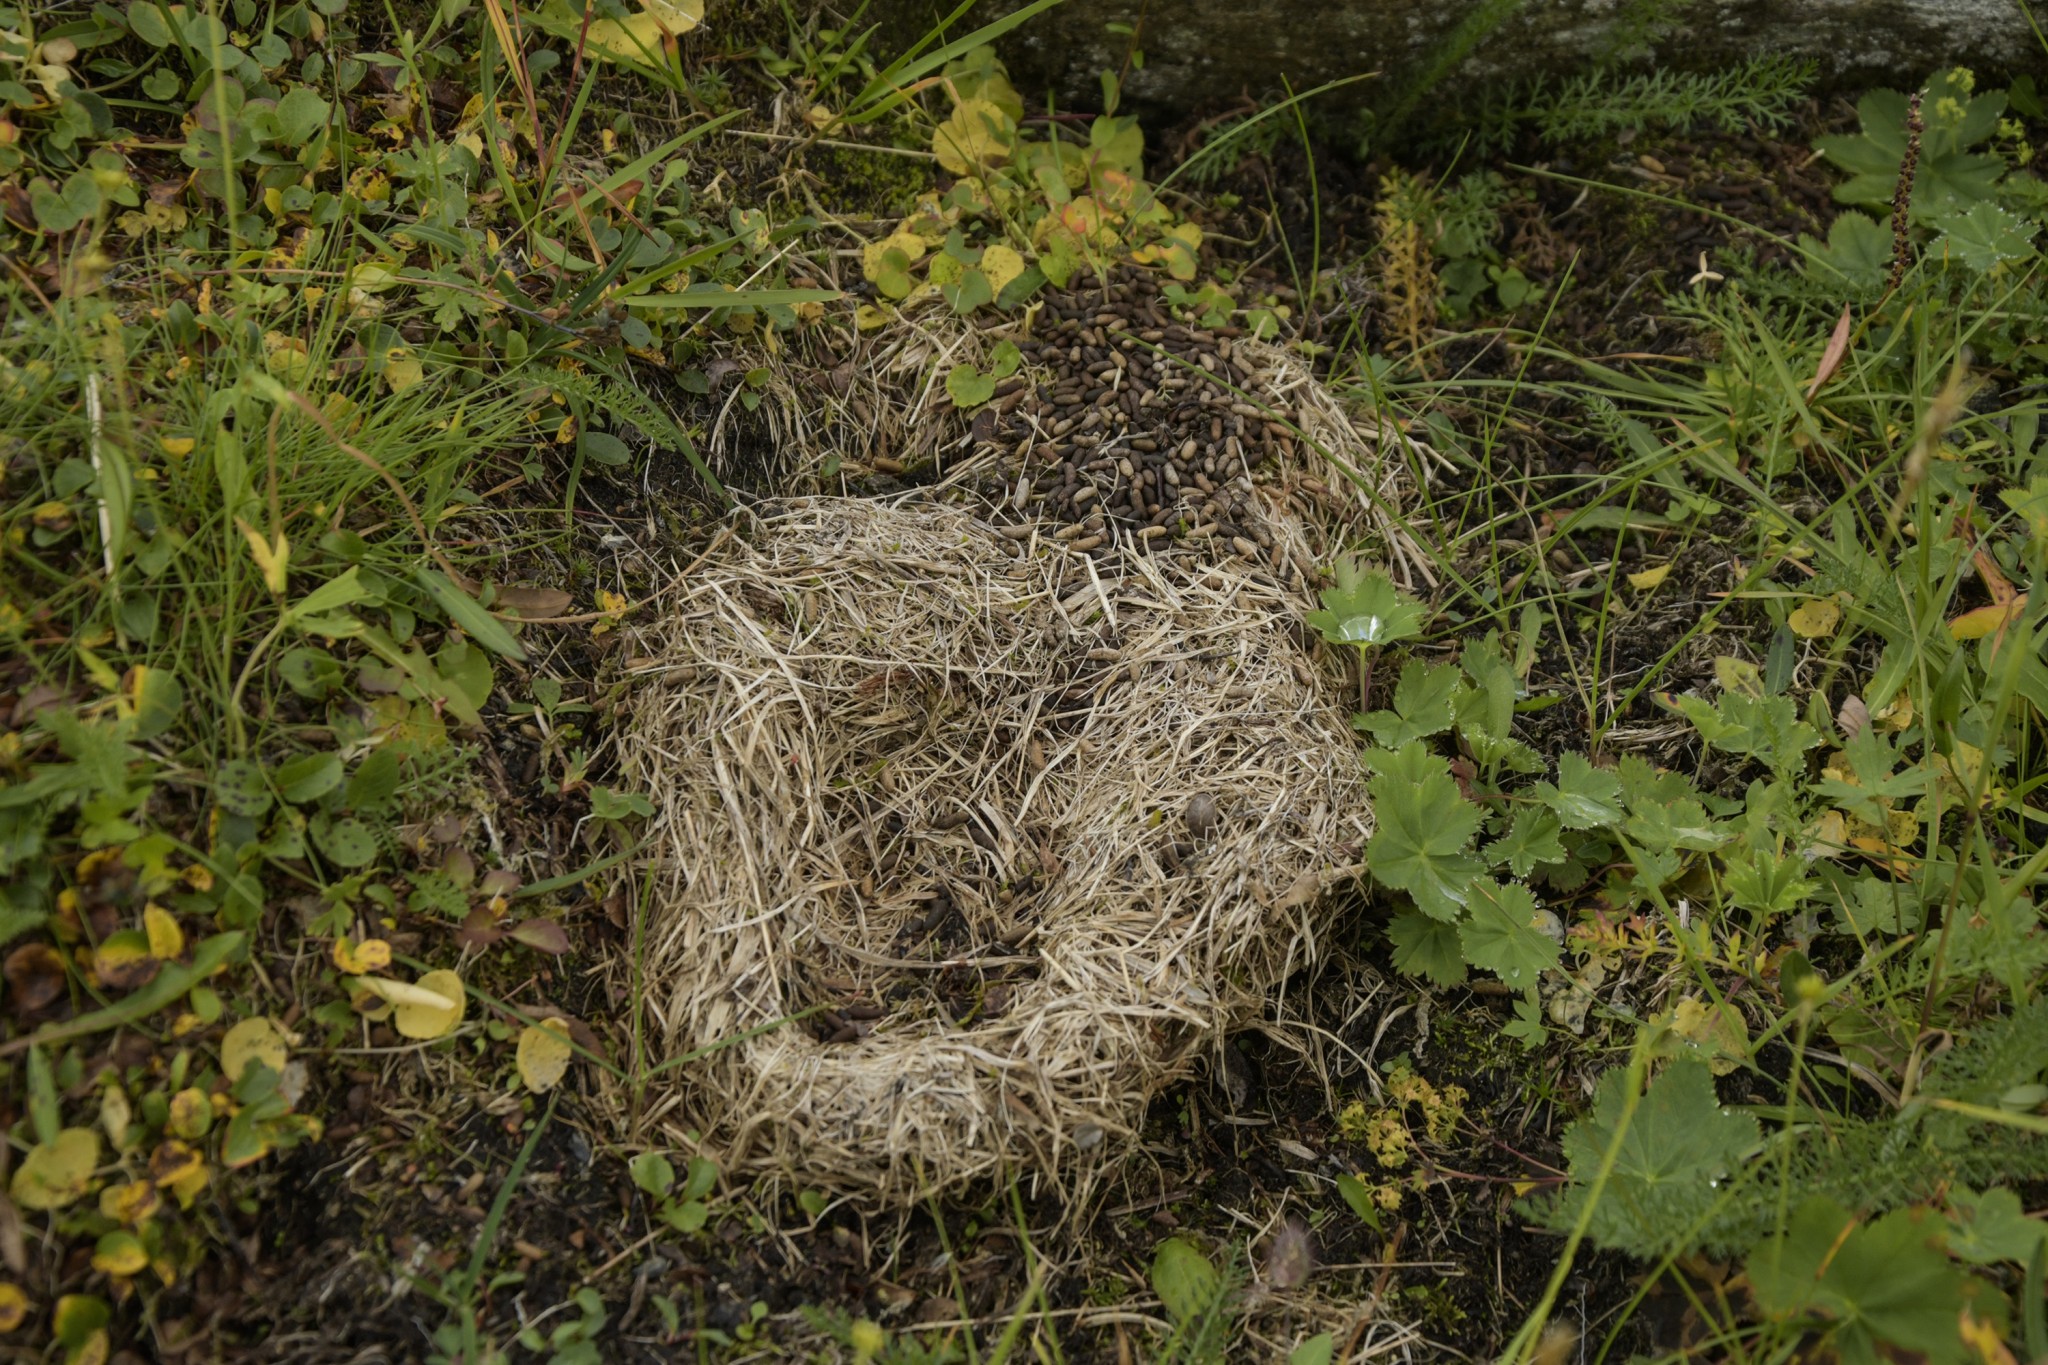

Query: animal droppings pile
[952,264,1412,592]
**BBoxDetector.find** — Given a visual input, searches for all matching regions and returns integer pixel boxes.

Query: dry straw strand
[614,497,1373,1204]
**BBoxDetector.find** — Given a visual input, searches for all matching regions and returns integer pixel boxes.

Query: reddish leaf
[1804,303,1853,400]
[4,943,67,1019]
[506,919,572,955]
[492,585,574,618]
[455,907,504,951]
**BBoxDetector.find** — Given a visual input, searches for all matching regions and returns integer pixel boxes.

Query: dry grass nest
[613,494,1377,1203]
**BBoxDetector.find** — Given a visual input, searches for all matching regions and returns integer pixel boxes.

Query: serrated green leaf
[1457,880,1559,989]
[1386,908,1465,986]
[1932,200,2038,272]
[1360,659,1457,747]
[1305,566,1426,647]
[1945,1185,2048,1265]
[1365,746,1485,919]
[1750,1196,1995,1365]
[1545,1060,1761,1260]
[1490,805,1566,877]
[1534,753,1623,830]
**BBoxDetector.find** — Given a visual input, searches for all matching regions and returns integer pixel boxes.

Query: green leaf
[1304,565,1426,646]
[127,0,176,47]
[579,430,632,466]
[1801,212,1891,291]
[1533,753,1623,830]
[681,1155,719,1201]
[273,84,331,143]
[1545,1060,1761,1259]
[1722,845,1817,918]
[1359,659,1458,747]
[1088,114,1144,175]
[273,752,344,805]
[1386,908,1465,986]
[1931,200,2038,272]
[945,363,996,408]
[630,1151,676,1197]
[279,645,342,700]
[346,748,402,811]
[1150,1237,1220,1325]
[214,758,274,818]
[1666,691,1819,775]
[1289,1332,1336,1365]
[130,667,184,741]
[414,568,528,663]
[311,815,378,868]
[987,338,1022,378]
[941,268,993,315]
[1457,880,1559,989]
[1364,744,1485,919]
[1489,805,1566,877]
[1503,991,1547,1049]
[1750,1197,1995,1365]
[1334,1174,1382,1231]
[1945,1186,2048,1265]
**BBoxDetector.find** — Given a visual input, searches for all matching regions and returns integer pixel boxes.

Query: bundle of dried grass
[616,496,1371,1202]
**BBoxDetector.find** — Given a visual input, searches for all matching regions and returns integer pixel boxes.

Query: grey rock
[815,0,2039,123]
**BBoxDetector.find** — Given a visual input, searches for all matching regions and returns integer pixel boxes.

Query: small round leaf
[515,1018,573,1093]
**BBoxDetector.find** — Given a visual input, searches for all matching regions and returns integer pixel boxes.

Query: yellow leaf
[1949,594,2027,639]
[9,1128,100,1211]
[1787,597,1841,638]
[99,1178,159,1226]
[89,931,155,990]
[0,1282,27,1333]
[980,243,1026,296]
[1664,997,1749,1076]
[158,436,195,458]
[167,1087,212,1140]
[354,970,467,1039]
[220,1017,288,1084]
[235,518,290,595]
[582,11,669,62]
[333,935,392,974]
[69,1328,111,1365]
[92,1231,148,1277]
[383,347,424,394]
[854,303,893,331]
[516,1018,574,1093]
[1626,563,1672,591]
[98,1086,131,1150]
[639,0,702,30]
[143,905,183,960]
[149,1139,209,1208]
[931,98,1015,177]
[859,229,926,288]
